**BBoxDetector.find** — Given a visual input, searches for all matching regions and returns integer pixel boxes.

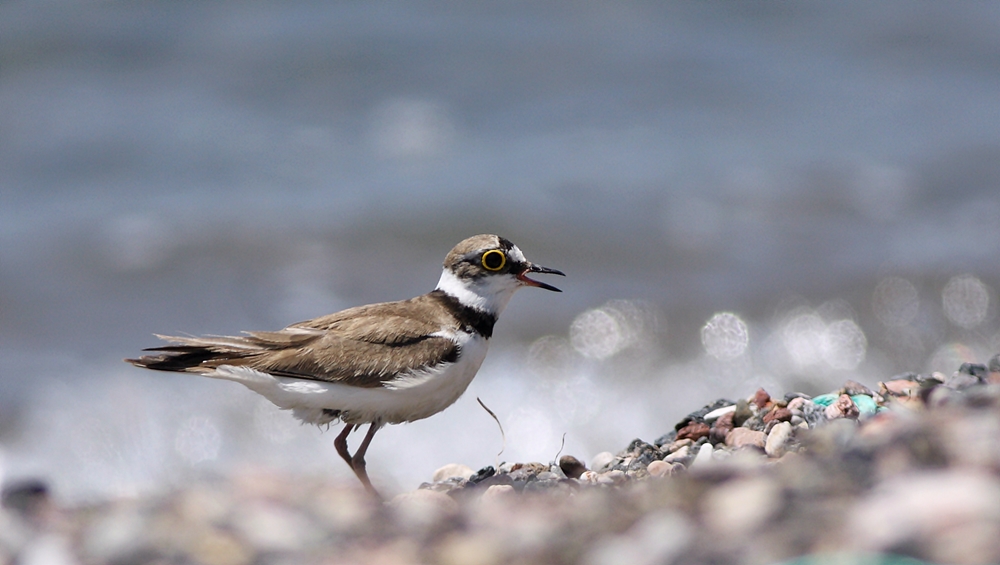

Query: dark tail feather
[125,346,222,372]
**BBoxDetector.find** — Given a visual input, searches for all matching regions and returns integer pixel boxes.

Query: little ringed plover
[127,234,564,497]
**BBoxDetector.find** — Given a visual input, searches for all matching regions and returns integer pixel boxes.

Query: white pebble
[691,443,714,468]
[663,445,690,463]
[647,460,672,477]
[665,438,693,453]
[480,484,515,503]
[704,404,737,423]
[765,422,793,458]
[432,463,475,482]
[598,470,626,485]
[590,451,616,473]
[787,397,808,412]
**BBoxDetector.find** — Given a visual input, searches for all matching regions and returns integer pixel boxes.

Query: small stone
[193,531,252,565]
[614,439,662,471]
[927,385,956,408]
[796,399,828,427]
[824,394,859,420]
[468,466,496,484]
[598,470,627,485]
[702,477,782,536]
[765,422,793,458]
[964,385,1000,407]
[673,399,735,430]
[691,443,714,468]
[983,355,1000,384]
[590,452,616,473]
[437,532,503,565]
[558,455,587,479]
[665,438,693,453]
[390,490,460,527]
[762,407,792,424]
[230,502,320,552]
[480,484,515,503]
[733,399,753,427]
[653,430,678,447]
[432,463,475,483]
[842,379,874,396]
[959,362,988,378]
[578,471,600,484]
[507,462,548,482]
[741,413,768,432]
[709,411,735,445]
[847,469,1000,563]
[662,445,690,463]
[80,503,148,561]
[787,397,808,412]
[1,479,50,520]
[470,472,514,490]
[725,428,767,449]
[945,369,984,391]
[676,422,711,441]
[646,460,672,477]
[753,388,771,410]
[880,379,918,396]
[703,404,736,423]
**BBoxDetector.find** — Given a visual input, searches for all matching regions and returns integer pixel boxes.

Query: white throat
[435,268,520,316]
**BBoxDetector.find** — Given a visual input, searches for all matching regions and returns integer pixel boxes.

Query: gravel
[5,357,1000,565]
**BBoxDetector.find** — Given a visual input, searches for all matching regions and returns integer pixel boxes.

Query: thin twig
[554,432,567,463]
[476,396,505,465]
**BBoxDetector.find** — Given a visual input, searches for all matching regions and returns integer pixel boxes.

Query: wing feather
[128,294,462,388]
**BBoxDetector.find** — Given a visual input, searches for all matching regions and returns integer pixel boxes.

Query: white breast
[206,333,490,426]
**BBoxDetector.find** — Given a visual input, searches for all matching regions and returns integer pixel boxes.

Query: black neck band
[430,290,497,338]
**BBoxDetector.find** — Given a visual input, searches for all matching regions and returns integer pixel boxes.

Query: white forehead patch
[507,244,527,264]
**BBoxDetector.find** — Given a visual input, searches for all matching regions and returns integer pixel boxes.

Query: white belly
[206,335,489,426]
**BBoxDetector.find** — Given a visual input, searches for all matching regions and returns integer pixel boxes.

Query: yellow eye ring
[481,249,507,271]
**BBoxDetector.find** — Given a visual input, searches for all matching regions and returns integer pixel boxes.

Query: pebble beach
[5,357,1000,565]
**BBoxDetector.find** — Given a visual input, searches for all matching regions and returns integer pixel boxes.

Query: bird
[126,234,564,497]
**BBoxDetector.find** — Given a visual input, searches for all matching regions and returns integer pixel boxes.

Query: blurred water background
[2,1,1000,500]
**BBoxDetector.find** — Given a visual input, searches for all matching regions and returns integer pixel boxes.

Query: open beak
[516,263,565,292]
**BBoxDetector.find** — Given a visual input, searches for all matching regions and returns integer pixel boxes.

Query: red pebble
[753,388,771,410]
[763,407,793,424]
[676,422,711,441]
[709,412,735,445]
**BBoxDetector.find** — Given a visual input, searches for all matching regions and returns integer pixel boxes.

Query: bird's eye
[481,249,506,271]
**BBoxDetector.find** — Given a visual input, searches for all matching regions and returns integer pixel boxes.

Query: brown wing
[127,294,461,387]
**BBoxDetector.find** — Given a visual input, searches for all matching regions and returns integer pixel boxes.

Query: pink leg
[334,424,356,468]
[332,423,381,498]
[350,423,380,498]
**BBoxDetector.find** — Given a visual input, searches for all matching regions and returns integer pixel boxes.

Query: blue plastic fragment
[851,394,878,416]
[810,393,839,406]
